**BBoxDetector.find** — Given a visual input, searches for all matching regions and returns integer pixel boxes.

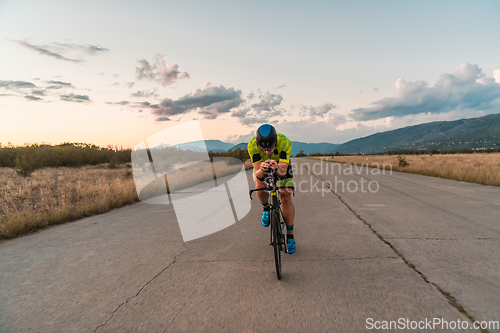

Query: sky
[1,0,499,148]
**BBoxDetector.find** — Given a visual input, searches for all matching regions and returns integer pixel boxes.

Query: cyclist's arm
[265,160,287,177]
[253,161,268,180]
[277,162,288,178]
[276,136,292,178]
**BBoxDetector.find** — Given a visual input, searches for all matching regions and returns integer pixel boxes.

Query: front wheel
[271,210,282,280]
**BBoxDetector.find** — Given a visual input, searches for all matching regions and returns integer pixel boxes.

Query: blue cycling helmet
[256,124,277,148]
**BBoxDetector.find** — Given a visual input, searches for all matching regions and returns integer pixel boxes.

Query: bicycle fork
[269,192,277,246]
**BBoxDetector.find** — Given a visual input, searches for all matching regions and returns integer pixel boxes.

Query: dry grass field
[0,164,138,239]
[309,153,500,187]
[0,159,253,240]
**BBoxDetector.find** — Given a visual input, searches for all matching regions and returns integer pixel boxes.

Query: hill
[331,113,500,154]
[290,142,338,156]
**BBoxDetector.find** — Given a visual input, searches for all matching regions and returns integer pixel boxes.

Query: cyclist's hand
[260,163,269,172]
[267,160,278,169]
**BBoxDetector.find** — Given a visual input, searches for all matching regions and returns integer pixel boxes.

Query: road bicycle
[249,168,293,280]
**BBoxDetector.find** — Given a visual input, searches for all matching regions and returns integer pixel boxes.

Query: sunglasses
[259,143,276,152]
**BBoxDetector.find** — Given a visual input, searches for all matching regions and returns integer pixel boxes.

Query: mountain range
[173,140,236,152]
[159,113,500,156]
[331,113,500,154]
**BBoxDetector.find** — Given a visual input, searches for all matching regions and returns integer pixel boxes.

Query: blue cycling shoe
[261,209,270,227]
[286,238,296,254]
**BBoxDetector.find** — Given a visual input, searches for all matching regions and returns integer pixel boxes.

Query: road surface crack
[94,249,187,333]
[305,165,490,333]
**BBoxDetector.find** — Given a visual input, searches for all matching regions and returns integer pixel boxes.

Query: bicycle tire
[272,209,282,280]
[278,206,286,252]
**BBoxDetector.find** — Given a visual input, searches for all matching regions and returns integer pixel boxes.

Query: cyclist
[247,124,296,254]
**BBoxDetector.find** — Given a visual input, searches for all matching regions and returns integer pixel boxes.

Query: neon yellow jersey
[247,133,292,166]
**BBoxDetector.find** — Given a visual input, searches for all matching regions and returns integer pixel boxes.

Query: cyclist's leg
[279,183,296,254]
[278,162,296,253]
[253,172,269,207]
[278,183,295,234]
[277,163,295,235]
[253,173,271,227]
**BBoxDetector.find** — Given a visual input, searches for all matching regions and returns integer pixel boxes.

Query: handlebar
[249,186,295,200]
[249,164,294,199]
[262,166,278,178]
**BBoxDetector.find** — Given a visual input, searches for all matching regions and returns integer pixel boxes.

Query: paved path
[0,158,498,332]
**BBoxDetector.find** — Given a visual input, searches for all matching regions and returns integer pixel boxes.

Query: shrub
[0,142,132,171]
[15,156,35,177]
[397,155,409,168]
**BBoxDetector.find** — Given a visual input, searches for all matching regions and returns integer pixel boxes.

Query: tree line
[0,143,251,177]
[0,143,132,176]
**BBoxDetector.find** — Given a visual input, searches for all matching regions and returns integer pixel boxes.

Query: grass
[1,159,253,240]
[308,153,500,187]
[0,164,138,239]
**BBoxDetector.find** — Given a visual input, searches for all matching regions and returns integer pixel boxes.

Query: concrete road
[0,158,498,332]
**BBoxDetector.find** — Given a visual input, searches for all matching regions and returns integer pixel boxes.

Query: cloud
[78,44,108,55]
[156,116,171,122]
[228,90,285,125]
[231,107,251,118]
[11,40,82,63]
[139,101,159,109]
[225,132,255,144]
[85,45,108,54]
[1,78,85,103]
[300,102,337,119]
[251,91,284,112]
[239,114,281,126]
[0,80,36,89]
[107,100,157,108]
[24,95,42,101]
[494,69,500,84]
[228,115,358,144]
[60,93,91,102]
[374,87,379,92]
[350,63,500,121]
[149,84,243,120]
[275,84,287,89]
[131,90,158,98]
[198,96,244,119]
[275,116,371,143]
[51,42,109,55]
[136,54,190,86]
[11,40,109,63]
[46,80,73,89]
